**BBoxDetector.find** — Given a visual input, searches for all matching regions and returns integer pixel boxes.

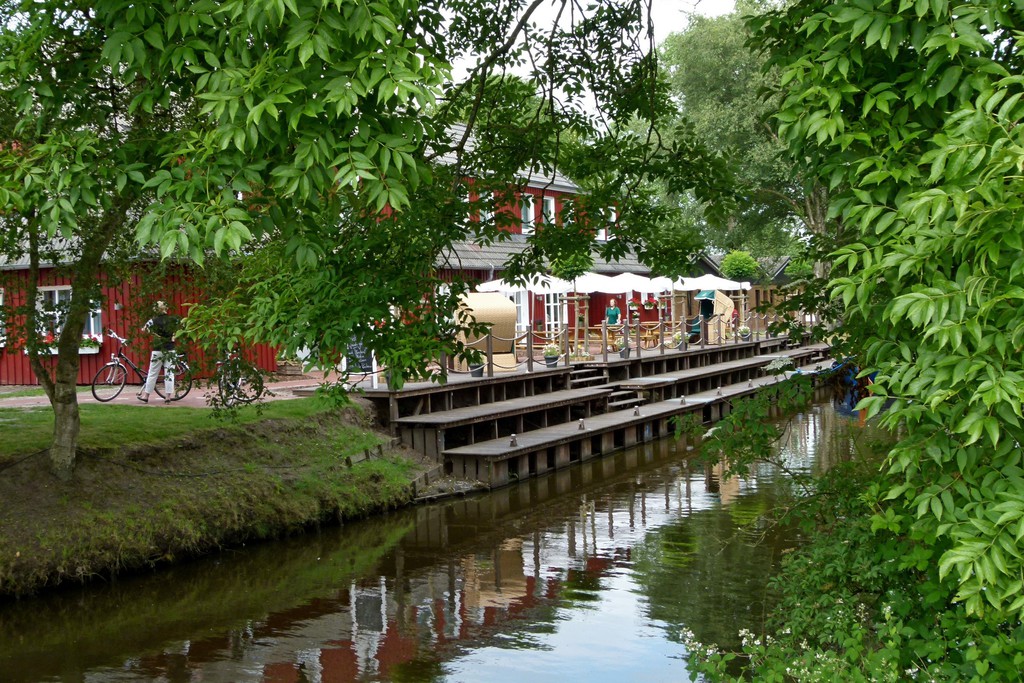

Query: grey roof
[0,253,43,270]
[442,123,579,195]
[438,237,644,275]
[438,236,720,277]
[0,238,74,271]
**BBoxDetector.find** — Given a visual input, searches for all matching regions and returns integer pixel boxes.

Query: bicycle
[90,330,193,402]
[215,352,262,407]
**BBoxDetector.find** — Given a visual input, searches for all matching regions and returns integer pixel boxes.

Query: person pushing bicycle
[137,300,181,404]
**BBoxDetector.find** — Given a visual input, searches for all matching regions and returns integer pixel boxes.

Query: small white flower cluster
[678,627,720,660]
[765,357,794,374]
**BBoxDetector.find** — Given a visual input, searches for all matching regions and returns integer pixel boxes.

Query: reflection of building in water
[124,428,829,682]
[461,539,529,612]
[704,461,742,505]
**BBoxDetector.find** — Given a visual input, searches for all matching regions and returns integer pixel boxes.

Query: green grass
[0,400,423,598]
[0,386,92,399]
[0,398,332,458]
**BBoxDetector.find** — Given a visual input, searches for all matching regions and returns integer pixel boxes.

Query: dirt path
[0,375,335,410]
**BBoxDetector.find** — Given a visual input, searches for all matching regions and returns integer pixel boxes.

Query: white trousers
[143,350,175,397]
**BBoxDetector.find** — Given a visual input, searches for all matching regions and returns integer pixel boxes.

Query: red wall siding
[0,266,278,386]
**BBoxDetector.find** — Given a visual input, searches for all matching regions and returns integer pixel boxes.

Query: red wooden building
[0,260,278,386]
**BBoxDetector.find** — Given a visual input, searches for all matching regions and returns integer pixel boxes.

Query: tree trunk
[50,385,81,481]
[33,200,130,479]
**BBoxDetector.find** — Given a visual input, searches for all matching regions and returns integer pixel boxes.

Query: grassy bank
[0,398,429,598]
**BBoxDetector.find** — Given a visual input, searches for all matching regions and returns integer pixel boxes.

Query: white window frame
[544,293,563,333]
[37,286,102,341]
[479,206,494,224]
[541,196,556,225]
[520,194,535,235]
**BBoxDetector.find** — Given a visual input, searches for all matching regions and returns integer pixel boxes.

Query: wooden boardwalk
[440,352,832,486]
[393,387,612,427]
[358,336,833,488]
[394,386,614,459]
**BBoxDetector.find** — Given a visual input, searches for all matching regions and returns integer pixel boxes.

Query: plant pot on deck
[619,347,630,359]
[544,356,559,368]
[470,364,484,377]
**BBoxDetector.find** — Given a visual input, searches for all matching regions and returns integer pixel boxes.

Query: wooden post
[526,329,534,372]
[486,333,494,377]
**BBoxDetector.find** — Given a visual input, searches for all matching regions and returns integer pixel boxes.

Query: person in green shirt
[605,299,621,325]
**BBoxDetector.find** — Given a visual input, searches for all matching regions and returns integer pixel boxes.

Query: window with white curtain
[597,208,616,242]
[37,286,102,339]
[542,196,556,225]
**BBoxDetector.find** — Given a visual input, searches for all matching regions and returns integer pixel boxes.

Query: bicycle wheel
[154,359,192,401]
[216,368,243,407]
[217,360,259,407]
[91,363,128,402]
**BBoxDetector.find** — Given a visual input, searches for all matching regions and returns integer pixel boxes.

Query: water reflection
[1,402,888,682]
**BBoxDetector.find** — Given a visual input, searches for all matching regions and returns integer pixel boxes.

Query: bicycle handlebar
[106,329,128,344]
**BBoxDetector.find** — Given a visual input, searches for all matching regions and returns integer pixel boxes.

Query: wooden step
[569,375,608,389]
[607,390,644,411]
[393,386,613,428]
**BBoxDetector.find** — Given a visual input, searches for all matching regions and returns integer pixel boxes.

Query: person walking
[137,300,180,404]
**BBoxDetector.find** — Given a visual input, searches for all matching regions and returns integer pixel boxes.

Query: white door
[544,293,563,333]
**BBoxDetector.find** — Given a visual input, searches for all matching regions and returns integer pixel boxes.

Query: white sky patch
[451,0,737,82]
[651,0,736,43]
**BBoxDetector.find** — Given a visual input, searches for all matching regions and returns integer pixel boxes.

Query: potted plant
[643,295,658,310]
[737,325,751,341]
[627,296,641,310]
[671,331,684,349]
[616,337,630,359]
[570,346,592,362]
[542,342,560,367]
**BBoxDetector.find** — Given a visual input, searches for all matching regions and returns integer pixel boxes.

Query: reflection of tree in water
[630,494,795,653]
[632,405,889,654]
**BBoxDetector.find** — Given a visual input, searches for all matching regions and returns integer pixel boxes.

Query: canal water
[0,403,884,682]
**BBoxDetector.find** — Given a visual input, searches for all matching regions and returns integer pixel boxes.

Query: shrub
[720,250,760,282]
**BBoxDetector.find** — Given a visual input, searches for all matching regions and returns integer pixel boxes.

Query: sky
[650,0,737,43]
[451,0,737,81]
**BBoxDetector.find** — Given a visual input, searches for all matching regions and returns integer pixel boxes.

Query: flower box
[24,335,103,355]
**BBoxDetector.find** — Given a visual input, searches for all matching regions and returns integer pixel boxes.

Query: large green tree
[748,0,1024,630]
[2,0,730,479]
[182,2,735,375]
[0,0,444,478]
[658,3,830,258]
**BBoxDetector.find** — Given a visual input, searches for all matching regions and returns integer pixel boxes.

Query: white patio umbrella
[572,272,622,293]
[608,272,671,293]
[674,274,751,291]
[477,274,572,294]
[649,275,675,291]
